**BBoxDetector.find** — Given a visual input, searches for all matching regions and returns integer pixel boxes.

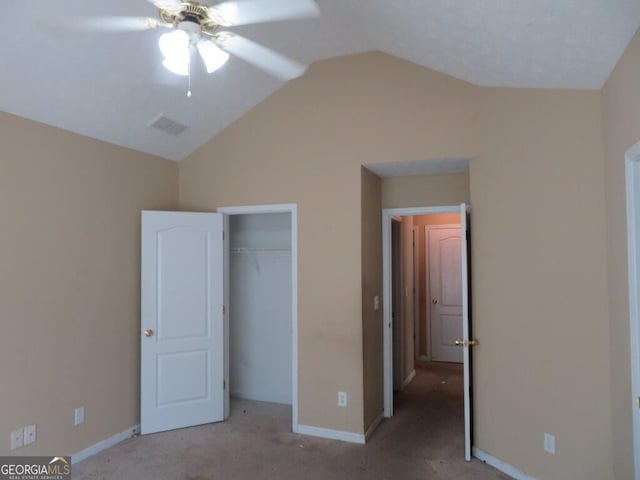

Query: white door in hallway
[428,225,463,364]
[140,211,227,434]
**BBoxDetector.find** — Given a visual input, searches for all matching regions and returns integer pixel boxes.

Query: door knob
[432,297,438,304]
[455,338,479,347]
[144,329,154,337]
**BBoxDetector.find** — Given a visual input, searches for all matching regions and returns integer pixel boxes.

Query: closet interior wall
[229,213,292,405]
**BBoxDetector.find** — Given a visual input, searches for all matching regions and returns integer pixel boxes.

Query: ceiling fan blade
[42,16,163,33]
[218,33,307,80]
[210,0,320,26]
[146,0,183,9]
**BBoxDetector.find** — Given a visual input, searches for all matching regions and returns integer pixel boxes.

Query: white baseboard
[402,369,416,389]
[364,412,384,442]
[71,425,140,464]
[473,447,537,480]
[294,424,365,444]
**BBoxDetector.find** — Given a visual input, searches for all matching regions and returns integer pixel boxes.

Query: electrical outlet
[23,424,36,446]
[10,429,23,450]
[338,391,348,407]
[544,433,556,455]
[75,407,85,426]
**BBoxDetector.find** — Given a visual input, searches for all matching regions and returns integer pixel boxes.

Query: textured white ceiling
[1,0,639,161]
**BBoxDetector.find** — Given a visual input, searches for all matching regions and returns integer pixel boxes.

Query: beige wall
[361,168,383,429]
[381,173,470,209]
[179,52,477,434]
[603,27,640,480]
[471,88,611,479]
[0,112,178,456]
[179,50,615,478]
[412,214,463,358]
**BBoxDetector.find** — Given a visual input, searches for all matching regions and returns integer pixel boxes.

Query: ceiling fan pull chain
[187,44,193,98]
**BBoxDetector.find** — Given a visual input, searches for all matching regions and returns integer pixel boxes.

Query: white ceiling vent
[148,115,188,136]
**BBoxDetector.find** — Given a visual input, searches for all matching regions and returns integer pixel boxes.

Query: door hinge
[223,231,225,240]
[637,396,640,409]
[224,380,226,390]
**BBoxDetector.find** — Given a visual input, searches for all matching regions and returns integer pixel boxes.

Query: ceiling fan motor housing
[178,20,203,44]
[159,1,221,36]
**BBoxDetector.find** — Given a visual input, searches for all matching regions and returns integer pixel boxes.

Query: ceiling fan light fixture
[162,56,189,76]
[158,29,190,60]
[197,40,230,73]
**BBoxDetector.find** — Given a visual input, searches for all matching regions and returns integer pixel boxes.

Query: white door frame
[217,203,299,432]
[625,141,640,480]
[382,206,461,417]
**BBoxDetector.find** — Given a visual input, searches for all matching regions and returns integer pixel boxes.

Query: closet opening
[220,205,298,431]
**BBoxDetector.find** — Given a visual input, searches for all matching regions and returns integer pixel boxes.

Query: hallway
[74,364,508,479]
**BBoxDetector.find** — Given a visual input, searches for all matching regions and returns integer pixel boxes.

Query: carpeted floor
[73,362,509,479]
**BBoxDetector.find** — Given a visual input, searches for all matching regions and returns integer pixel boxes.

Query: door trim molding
[382,206,461,418]
[217,203,299,433]
[625,142,640,480]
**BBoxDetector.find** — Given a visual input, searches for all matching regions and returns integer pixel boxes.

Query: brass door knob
[455,338,479,347]
[144,329,154,337]
[432,297,438,304]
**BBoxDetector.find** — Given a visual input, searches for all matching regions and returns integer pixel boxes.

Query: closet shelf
[230,247,291,253]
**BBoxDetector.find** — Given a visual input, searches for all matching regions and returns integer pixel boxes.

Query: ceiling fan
[51,0,320,95]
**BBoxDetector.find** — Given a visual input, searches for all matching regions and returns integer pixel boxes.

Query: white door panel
[428,227,463,363]
[141,211,226,435]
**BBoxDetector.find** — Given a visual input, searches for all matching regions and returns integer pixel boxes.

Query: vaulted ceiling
[3,0,639,161]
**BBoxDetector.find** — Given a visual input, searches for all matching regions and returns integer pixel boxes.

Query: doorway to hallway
[383,204,475,461]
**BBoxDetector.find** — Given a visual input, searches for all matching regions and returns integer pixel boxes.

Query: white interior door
[141,211,227,435]
[428,225,463,363]
[460,203,473,462]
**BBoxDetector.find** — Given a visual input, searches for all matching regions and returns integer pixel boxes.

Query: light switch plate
[10,429,23,450]
[544,433,555,454]
[23,424,36,446]
[75,407,85,426]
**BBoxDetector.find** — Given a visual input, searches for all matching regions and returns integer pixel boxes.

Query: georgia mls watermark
[0,457,70,480]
